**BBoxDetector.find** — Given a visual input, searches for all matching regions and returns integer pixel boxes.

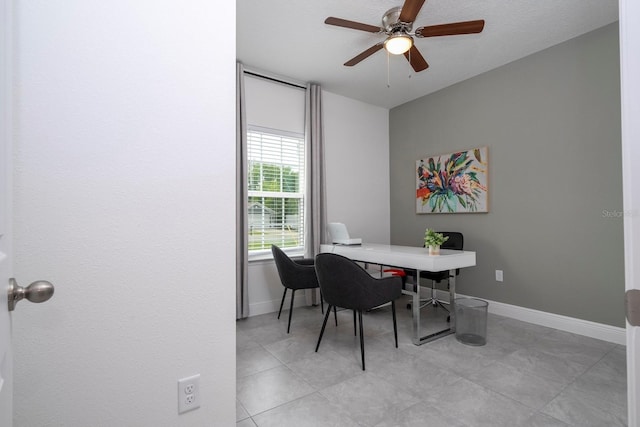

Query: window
[247,126,305,256]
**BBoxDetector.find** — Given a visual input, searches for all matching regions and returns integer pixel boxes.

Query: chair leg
[416,279,451,312]
[287,289,297,334]
[431,279,450,312]
[316,304,333,352]
[431,280,438,306]
[353,310,357,336]
[392,300,398,348]
[320,290,324,314]
[277,288,287,320]
[435,299,450,313]
[358,310,365,370]
[333,306,338,326]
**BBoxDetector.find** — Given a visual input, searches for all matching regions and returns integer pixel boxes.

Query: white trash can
[455,298,488,346]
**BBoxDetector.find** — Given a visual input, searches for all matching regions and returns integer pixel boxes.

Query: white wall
[247,89,391,316]
[323,91,391,244]
[12,1,235,426]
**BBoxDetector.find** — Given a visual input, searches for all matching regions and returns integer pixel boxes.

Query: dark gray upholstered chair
[407,232,464,316]
[272,245,324,333]
[314,253,403,370]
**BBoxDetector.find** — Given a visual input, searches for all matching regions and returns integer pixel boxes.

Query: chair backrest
[315,253,402,311]
[440,232,464,250]
[271,245,319,290]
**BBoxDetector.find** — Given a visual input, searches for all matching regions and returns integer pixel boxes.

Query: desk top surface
[320,243,476,271]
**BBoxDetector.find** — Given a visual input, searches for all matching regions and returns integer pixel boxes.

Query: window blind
[247,126,305,254]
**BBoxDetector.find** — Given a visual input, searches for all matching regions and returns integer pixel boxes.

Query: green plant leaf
[474,148,482,163]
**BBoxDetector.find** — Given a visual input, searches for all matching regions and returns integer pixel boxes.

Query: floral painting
[416,147,488,213]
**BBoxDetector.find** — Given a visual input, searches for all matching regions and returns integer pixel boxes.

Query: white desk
[320,243,477,345]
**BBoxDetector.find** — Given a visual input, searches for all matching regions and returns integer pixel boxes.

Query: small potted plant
[424,228,448,255]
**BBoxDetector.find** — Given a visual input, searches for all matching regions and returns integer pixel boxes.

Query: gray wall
[389,23,624,327]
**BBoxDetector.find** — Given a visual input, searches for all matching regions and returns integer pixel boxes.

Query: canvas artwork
[416,147,488,213]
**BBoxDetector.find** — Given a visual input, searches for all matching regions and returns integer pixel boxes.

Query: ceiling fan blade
[403,45,429,72]
[344,43,384,66]
[399,0,426,23]
[325,17,381,33]
[415,20,485,38]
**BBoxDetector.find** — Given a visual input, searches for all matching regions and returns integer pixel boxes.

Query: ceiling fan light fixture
[384,34,413,55]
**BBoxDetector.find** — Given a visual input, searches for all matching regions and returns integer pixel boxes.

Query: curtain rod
[243,70,306,90]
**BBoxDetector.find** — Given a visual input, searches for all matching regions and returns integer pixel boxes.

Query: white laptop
[327,222,362,245]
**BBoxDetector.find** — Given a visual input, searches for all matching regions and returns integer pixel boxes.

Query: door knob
[7,278,55,311]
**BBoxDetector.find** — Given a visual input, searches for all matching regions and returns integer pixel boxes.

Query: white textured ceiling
[237,0,618,109]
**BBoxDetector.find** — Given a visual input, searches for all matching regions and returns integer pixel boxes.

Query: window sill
[249,249,305,263]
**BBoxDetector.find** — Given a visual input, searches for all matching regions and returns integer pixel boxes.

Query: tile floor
[236,295,627,427]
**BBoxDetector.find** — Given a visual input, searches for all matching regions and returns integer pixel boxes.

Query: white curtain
[236,62,249,319]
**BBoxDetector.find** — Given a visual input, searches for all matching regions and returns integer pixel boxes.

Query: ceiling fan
[324,0,485,72]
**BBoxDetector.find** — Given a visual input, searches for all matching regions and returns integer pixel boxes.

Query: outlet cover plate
[178,374,201,414]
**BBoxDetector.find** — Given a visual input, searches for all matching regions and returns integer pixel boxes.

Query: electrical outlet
[495,270,504,282]
[178,374,201,414]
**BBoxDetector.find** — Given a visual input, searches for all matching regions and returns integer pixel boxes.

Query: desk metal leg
[408,268,457,345]
[361,261,459,346]
[412,274,421,345]
[449,270,456,332]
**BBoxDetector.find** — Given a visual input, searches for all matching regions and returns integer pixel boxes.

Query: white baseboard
[454,292,626,346]
[249,289,626,346]
[249,289,321,317]
[249,298,309,317]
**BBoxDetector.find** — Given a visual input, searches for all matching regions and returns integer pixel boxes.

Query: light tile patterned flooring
[236,296,627,427]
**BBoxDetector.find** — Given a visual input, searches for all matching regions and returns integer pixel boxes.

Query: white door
[0,186,12,421]
[0,241,11,424]
[621,0,640,426]
[0,0,13,424]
